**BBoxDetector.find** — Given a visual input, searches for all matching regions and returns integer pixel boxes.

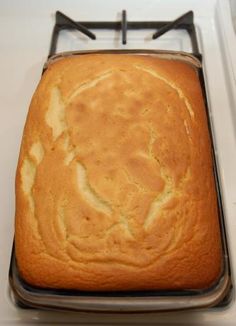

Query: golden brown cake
[15,54,222,291]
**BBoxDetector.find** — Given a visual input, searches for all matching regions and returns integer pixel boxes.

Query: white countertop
[0,0,236,324]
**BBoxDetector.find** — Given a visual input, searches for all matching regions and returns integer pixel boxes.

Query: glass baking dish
[9,50,232,312]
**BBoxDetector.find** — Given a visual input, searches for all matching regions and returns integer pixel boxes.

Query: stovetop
[1,0,236,324]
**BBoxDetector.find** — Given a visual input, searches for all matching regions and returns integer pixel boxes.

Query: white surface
[0,0,236,324]
[230,0,236,32]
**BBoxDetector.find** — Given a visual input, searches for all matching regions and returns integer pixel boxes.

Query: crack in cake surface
[76,162,112,216]
[134,65,195,119]
[66,70,113,104]
[45,87,66,140]
[21,157,36,213]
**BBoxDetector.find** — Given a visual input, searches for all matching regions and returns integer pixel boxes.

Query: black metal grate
[49,10,200,58]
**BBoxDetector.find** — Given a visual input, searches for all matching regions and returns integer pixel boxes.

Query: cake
[15,54,222,291]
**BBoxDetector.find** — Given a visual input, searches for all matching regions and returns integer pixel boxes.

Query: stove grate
[49,10,200,57]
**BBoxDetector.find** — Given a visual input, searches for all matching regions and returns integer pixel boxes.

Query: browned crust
[15,54,222,291]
